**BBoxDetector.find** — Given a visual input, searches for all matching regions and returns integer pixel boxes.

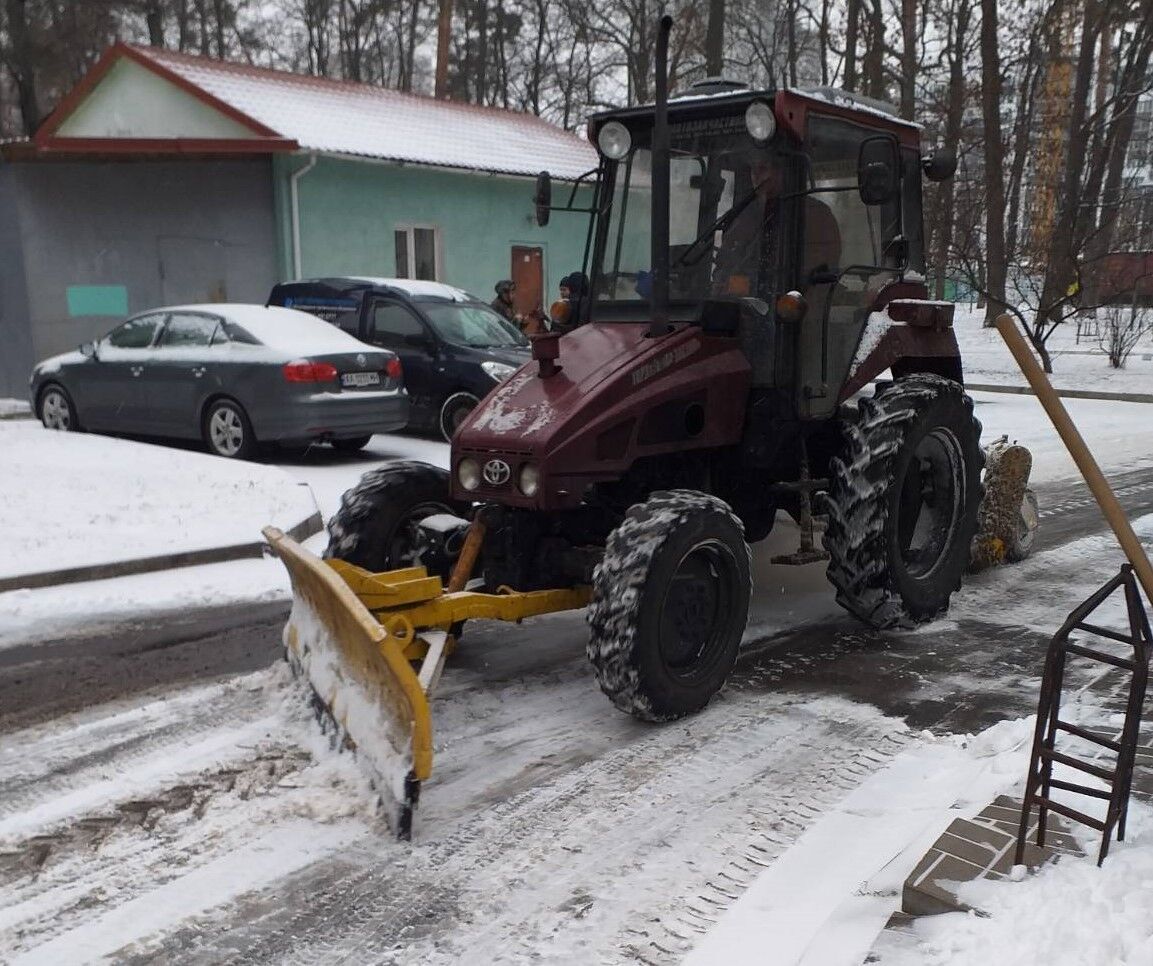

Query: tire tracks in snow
[137,690,913,965]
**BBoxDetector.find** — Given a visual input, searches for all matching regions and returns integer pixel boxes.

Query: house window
[395,226,439,280]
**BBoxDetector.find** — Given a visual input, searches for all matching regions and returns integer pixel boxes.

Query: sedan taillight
[386,357,403,380]
[283,360,339,383]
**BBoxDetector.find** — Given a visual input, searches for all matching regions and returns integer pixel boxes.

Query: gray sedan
[29,304,410,459]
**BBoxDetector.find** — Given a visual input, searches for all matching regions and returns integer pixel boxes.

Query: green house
[0,43,596,397]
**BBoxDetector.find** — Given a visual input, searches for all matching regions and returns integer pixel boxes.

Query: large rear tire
[823,375,983,629]
[325,461,465,573]
[587,490,752,722]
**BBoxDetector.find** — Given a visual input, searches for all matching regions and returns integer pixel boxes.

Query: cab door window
[805,115,902,292]
[370,301,428,349]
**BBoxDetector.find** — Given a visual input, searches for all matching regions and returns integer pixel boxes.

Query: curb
[0,410,33,421]
[0,509,324,593]
[967,382,1153,404]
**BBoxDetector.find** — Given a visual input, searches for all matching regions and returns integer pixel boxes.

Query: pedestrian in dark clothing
[550,272,589,333]
[491,279,523,326]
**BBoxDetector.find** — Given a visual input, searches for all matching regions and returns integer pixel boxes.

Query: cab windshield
[595,131,787,305]
[420,302,528,349]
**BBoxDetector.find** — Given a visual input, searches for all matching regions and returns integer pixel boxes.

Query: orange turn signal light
[775,290,807,323]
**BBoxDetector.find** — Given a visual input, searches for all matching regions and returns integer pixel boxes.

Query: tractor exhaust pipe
[648,14,673,338]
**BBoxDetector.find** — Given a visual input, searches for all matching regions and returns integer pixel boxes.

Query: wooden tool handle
[994,314,1153,603]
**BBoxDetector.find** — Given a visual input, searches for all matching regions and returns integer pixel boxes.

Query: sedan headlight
[481,361,517,382]
[518,463,541,497]
[458,458,481,492]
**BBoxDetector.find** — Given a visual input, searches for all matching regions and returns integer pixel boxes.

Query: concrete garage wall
[0,171,35,401]
[0,158,277,397]
[275,154,592,304]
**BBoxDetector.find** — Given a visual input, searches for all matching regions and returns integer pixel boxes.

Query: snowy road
[4,389,1153,963]
[2,480,1148,963]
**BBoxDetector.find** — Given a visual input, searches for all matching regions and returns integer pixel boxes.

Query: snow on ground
[4,387,1152,650]
[954,307,1153,394]
[686,717,1038,966]
[0,422,316,579]
[0,664,375,964]
[0,556,291,650]
[0,397,31,417]
[890,808,1153,966]
[4,380,1153,961]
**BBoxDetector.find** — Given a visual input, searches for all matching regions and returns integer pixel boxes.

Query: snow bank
[0,422,317,579]
[955,308,1153,394]
[1,397,31,417]
[892,805,1153,966]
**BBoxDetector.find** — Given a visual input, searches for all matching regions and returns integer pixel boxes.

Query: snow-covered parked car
[29,304,409,459]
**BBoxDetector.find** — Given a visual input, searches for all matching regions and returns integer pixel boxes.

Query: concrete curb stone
[0,506,324,593]
[967,382,1153,404]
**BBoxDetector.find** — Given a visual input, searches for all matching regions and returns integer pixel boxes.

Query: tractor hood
[451,322,751,508]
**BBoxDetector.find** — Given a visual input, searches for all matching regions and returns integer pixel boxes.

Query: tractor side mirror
[534,170,552,227]
[857,136,900,206]
[922,150,957,182]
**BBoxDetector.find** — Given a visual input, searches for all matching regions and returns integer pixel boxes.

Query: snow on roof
[333,278,478,301]
[166,303,376,353]
[127,45,598,179]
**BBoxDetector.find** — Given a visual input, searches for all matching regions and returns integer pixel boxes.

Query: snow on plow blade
[262,525,591,840]
[262,526,435,839]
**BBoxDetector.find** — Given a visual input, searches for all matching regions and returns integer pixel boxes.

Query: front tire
[439,392,480,442]
[203,399,257,460]
[38,384,79,431]
[325,461,465,573]
[587,490,752,722]
[823,374,983,628]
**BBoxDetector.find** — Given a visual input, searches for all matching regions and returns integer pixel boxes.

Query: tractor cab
[537,82,949,419]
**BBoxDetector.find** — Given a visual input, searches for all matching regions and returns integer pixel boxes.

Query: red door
[511,246,544,317]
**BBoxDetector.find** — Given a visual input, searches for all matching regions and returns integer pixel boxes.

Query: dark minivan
[268,277,530,440]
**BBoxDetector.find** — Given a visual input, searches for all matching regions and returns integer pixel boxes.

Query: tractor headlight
[481,361,517,382]
[745,100,776,143]
[518,463,541,497]
[458,458,481,492]
[597,121,632,160]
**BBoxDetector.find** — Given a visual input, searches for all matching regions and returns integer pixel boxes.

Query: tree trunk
[1036,0,1101,330]
[980,0,1008,325]
[435,0,453,98]
[900,0,916,119]
[843,0,859,90]
[863,0,884,99]
[476,0,488,104]
[144,1,165,46]
[705,0,724,76]
[5,0,41,135]
[933,0,968,299]
[404,0,419,91]
[786,0,797,86]
[819,0,830,85]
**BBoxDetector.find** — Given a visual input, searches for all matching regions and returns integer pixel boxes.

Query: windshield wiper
[673,183,765,269]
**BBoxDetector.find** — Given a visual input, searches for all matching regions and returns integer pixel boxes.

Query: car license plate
[341,371,380,388]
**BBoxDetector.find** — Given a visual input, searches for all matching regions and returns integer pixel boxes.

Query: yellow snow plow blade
[262,525,590,839]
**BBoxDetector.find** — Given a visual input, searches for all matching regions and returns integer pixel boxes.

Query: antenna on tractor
[648,13,673,338]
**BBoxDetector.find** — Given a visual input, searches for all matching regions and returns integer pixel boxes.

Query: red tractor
[267,17,1003,835]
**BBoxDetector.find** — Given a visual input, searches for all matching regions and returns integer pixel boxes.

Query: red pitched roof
[36,43,597,179]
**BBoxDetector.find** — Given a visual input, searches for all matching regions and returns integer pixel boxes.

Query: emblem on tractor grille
[483,459,511,485]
